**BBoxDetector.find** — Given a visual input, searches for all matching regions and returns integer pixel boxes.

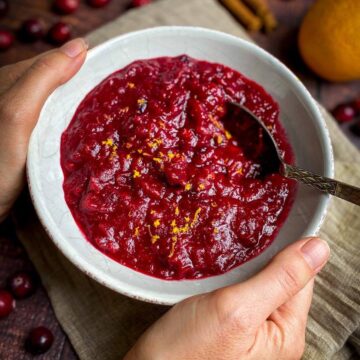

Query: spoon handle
[283,164,360,206]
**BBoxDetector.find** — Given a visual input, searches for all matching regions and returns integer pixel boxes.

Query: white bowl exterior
[27,27,333,305]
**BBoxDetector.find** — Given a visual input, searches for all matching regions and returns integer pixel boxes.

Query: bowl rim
[27,26,334,305]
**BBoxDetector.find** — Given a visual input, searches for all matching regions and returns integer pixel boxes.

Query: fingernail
[301,238,330,271]
[60,38,88,58]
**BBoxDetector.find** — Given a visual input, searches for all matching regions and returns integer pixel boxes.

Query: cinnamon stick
[243,0,278,33]
[221,0,262,32]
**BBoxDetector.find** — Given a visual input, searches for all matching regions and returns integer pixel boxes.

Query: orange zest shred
[133,170,141,178]
[215,134,223,145]
[168,236,177,257]
[185,183,192,191]
[191,208,202,227]
[102,138,114,146]
[175,206,180,216]
[170,219,179,235]
[110,145,118,159]
[170,216,189,235]
[209,114,222,129]
[127,82,135,88]
[225,130,232,140]
[118,107,129,115]
[134,227,139,236]
[179,224,189,233]
[147,138,162,149]
[102,139,118,159]
[137,98,147,106]
[151,235,160,244]
[153,219,161,228]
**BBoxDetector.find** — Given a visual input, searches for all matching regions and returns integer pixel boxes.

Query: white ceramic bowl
[27,26,333,305]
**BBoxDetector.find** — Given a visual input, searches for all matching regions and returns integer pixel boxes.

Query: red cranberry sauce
[61,55,296,280]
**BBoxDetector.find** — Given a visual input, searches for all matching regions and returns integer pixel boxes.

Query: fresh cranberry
[0,290,15,319]
[0,29,14,51]
[19,19,44,42]
[332,104,356,123]
[8,272,36,299]
[87,0,111,8]
[132,0,151,6]
[53,0,79,14]
[26,326,54,355]
[47,22,71,45]
[352,98,360,114]
[0,0,9,18]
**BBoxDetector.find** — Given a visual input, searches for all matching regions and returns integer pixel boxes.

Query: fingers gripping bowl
[27,27,333,305]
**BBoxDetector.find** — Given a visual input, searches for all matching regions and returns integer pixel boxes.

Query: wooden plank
[0,0,130,66]
[0,218,78,359]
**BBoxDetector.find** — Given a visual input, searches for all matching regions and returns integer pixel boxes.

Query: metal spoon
[231,102,360,206]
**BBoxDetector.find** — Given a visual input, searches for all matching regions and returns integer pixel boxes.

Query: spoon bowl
[232,102,360,206]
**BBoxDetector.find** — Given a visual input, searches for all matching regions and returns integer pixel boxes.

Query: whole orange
[298,0,360,82]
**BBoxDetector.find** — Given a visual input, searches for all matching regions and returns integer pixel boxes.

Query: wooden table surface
[0,0,359,359]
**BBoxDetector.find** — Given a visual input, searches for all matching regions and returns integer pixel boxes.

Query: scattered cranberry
[0,290,15,319]
[352,98,360,114]
[0,0,9,18]
[53,0,80,14]
[26,327,54,355]
[0,29,14,51]
[332,104,356,123]
[87,0,111,8]
[47,22,71,45]
[19,19,44,42]
[8,272,36,299]
[132,0,151,6]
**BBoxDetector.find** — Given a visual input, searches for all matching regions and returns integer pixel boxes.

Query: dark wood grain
[0,0,131,66]
[0,0,359,359]
[0,217,79,359]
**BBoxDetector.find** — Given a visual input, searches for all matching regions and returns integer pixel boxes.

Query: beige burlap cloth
[13,0,360,359]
